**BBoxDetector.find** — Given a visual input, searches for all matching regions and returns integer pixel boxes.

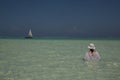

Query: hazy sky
[0,0,120,38]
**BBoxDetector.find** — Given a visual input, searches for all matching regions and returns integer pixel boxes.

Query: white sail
[28,29,33,37]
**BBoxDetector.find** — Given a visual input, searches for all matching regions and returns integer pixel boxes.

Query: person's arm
[96,51,101,60]
[83,52,90,61]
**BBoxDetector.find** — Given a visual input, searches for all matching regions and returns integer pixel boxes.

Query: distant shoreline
[0,37,120,40]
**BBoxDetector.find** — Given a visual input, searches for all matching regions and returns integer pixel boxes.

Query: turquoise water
[0,39,120,80]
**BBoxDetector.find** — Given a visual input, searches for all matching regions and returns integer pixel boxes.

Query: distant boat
[25,29,33,38]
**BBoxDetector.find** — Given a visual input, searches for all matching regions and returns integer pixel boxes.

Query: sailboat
[25,29,33,38]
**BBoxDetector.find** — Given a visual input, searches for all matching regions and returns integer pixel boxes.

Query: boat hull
[25,37,33,39]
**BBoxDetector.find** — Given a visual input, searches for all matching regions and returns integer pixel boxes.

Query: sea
[0,38,120,80]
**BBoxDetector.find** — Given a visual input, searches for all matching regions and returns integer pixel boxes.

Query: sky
[0,0,120,38]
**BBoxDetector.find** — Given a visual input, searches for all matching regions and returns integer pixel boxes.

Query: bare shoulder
[95,51,99,54]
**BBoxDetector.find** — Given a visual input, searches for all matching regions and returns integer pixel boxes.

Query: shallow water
[0,39,120,80]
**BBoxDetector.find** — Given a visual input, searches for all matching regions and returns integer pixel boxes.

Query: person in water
[83,43,101,61]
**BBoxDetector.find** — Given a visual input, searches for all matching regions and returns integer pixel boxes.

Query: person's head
[88,43,96,52]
